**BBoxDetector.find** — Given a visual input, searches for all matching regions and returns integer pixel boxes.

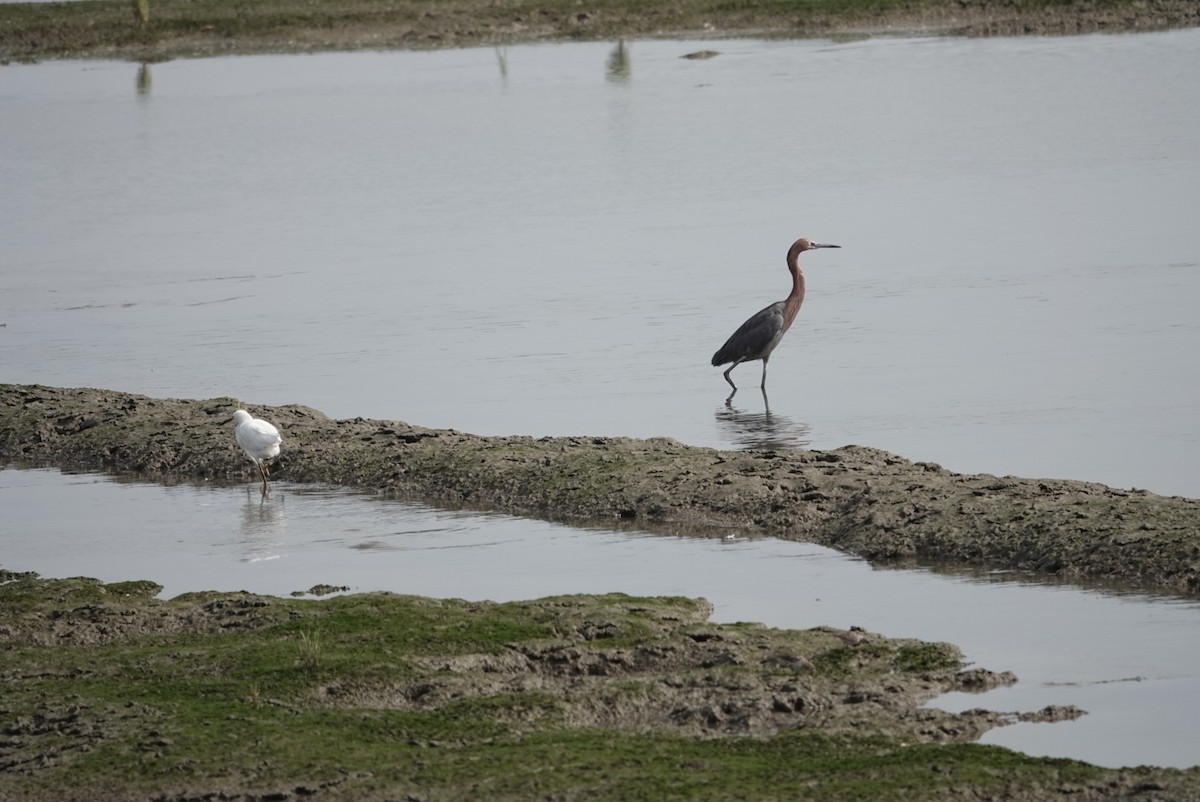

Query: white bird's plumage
[233,409,282,493]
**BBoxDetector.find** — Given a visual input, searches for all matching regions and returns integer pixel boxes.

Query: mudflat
[4,384,1199,595]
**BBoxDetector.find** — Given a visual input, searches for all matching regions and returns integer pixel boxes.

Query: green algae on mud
[4,570,1197,802]
[1,0,1198,63]
[3,383,1200,597]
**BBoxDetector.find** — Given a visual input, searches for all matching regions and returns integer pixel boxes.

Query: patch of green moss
[103,579,164,598]
[812,643,887,675]
[893,642,962,673]
[1,574,126,608]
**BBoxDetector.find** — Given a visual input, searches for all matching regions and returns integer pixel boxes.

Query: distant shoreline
[2,0,1198,63]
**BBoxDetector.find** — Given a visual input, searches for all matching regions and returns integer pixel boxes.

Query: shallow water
[3,466,1200,769]
[3,30,1200,770]
[2,31,1198,497]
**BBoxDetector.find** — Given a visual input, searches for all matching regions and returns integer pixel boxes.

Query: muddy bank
[3,384,1199,596]
[1,0,1198,63]
[6,571,1199,802]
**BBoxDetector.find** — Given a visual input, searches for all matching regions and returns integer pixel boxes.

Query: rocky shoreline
[4,383,1198,597]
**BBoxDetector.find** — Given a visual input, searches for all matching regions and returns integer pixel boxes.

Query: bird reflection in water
[494,46,508,82]
[606,40,630,83]
[716,390,812,451]
[136,63,152,96]
[240,490,285,563]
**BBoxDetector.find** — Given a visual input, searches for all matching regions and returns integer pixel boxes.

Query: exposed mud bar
[3,384,1198,596]
[7,571,1200,802]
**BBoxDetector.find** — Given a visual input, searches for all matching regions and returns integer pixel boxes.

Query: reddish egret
[711,237,840,392]
[233,409,282,495]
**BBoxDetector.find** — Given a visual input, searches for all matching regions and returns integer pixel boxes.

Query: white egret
[233,409,282,495]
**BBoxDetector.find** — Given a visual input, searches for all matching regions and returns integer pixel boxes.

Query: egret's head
[233,409,252,426]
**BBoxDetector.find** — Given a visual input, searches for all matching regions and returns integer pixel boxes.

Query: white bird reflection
[716,390,812,451]
[240,489,285,563]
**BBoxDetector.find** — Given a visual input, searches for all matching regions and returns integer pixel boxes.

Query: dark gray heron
[711,237,840,392]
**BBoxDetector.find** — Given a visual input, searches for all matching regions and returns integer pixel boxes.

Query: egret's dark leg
[760,358,769,390]
[722,362,740,390]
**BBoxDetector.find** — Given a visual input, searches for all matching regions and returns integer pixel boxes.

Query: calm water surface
[2,31,1200,769]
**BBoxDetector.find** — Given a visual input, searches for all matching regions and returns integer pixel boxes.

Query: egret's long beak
[814,243,841,249]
